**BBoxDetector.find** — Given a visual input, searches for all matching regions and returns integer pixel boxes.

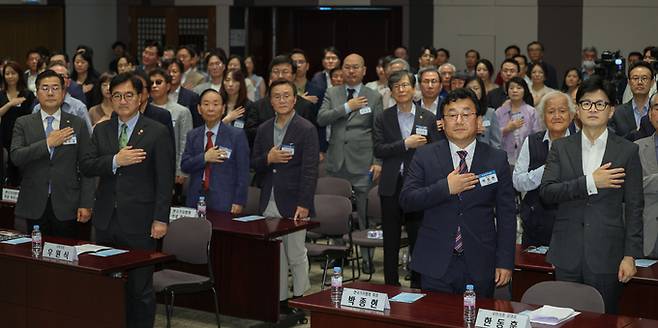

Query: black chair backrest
[162,217,212,265]
[311,194,352,236]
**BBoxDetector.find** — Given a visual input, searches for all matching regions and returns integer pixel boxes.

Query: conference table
[290,281,658,327]
[513,244,658,320]
[0,233,174,328]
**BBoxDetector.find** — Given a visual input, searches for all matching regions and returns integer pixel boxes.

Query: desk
[290,281,648,328]
[208,211,318,322]
[513,245,658,319]
[0,234,173,328]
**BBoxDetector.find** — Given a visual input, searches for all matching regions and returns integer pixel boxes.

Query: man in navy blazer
[181,88,249,213]
[251,79,319,305]
[399,88,516,297]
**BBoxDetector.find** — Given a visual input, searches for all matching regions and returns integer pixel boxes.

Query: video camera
[593,50,626,104]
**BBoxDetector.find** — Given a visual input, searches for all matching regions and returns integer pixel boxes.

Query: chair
[521,281,605,313]
[243,186,261,215]
[153,217,220,328]
[315,176,353,198]
[306,194,356,288]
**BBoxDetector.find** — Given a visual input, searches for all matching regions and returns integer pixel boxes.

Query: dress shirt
[324,71,333,89]
[342,83,364,114]
[40,109,62,153]
[111,112,140,173]
[420,97,439,116]
[448,139,476,171]
[203,121,220,149]
[398,104,416,172]
[34,93,92,133]
[263,112,296,218]
[168,86,181,105]
[582,129,608,195]
[632,98,649,129]
[513,130,570,192]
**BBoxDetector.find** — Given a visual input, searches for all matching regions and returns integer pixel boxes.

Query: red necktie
[454,150,468,253]
[203,131,214,191]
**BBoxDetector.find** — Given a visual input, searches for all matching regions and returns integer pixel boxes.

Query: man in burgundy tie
[399,88,516,298]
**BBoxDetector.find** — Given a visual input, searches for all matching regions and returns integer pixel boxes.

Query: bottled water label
[331,276,342,288]
[464,295,475,307]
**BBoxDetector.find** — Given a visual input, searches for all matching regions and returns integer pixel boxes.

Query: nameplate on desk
[475,309,530,328]
[42,242,78,262]
[2,188,19,203]
[169,207,198,222]
[340,288,390,312]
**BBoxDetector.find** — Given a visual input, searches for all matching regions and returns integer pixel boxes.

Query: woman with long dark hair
[0,61,35,184]
[70,50,101,107]
[219,69,252,129]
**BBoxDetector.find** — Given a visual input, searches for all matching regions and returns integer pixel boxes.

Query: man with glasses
[318,53,384,274]
[635,94,658,259]
[417,46,436,72]
[399,88,516,297]
[540,76,643,313]
[610,62,655,140]
[487,59,520,109]
[81,73,174,328]
[416,66,442,116]
[11,69,94,238]
[33,62,93,133]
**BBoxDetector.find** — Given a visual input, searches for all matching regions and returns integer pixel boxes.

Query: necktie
[45,116,55,158]
[347,88,356,101]
[454,150,468,253]
[203,131,214,191]
[118,123,128,149]
[543,139,550,153]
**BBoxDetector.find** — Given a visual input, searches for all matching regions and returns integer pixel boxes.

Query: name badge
[43,242,78,262]
[415,125,428,136]
[169,207,197,222]
[218,146,232,159]
[359,107,372,115]
[234,119,245,129]
[475,309,530,328]
[482,119,491,127]
[478,170,498,187]
[63,134,77,145]
[2,188,19,203]
[340,288,390,312]
[281,143,295,155]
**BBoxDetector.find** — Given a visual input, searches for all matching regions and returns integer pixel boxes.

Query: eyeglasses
[392,82,412,90]
[150,79,165,86]
[39,85,61,93]
[443,112,474,121]
[421,79,439,85]
[111,92,136,102]
[271,69,292,76]
[578,100,609,111]
[629,76,653,83]
[272,93,293,102]
[57,73,69,80]
[343,65,362,71]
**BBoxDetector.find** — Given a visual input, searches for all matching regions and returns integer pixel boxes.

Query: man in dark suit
[178,84,201,127]
[610,61,654,140]
[11,70,94,237]
[81,73,174,328]
[374,70,443,287]
[246,55,316,147]
[486,59,519,109]
[307,47,341,154]
[251,79,319,308]
[527,41,558,89]
[399,88,516,297]
[540,76,644,313]
[131,71,176,148]
[181,88,250,214]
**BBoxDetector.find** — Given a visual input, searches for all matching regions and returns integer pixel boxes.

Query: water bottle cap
[466,284,474,291]
[333,267,342,273]
[33,225,40,231]
[199,196,205,201]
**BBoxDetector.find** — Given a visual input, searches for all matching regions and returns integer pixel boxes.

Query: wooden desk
[0,234,173,328]
[208,211,319,322]
[290,282,642,328]
[513,245,658,319]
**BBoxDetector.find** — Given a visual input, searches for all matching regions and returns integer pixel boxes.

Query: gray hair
[536,91,576,124]
[418,66,439,80]
[388,58,410,71]
[388,70,416,90]
[438,63,456,73]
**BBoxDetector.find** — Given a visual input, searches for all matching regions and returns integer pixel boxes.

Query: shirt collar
[40,108,62,121]
[345,83,363,96]
[274,111,296,130]
[632,98,649,114]
[543,129,570,142]
[118,111,140,130]
[205,121,221,136]
[397,103,416,116]
[448,138,477,156]
[582,128,608,146]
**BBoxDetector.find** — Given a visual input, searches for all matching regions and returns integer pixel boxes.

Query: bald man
[317,53,384,273]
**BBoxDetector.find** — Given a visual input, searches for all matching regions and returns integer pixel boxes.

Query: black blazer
[251,114,319,218]
[81,115,174,234]
[539,131,644,274]
[245,95,316,147]
[374,105,444,197]
[177,87,202,128]
[610,101,638,140]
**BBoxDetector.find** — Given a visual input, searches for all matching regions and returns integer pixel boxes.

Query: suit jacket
[178,87,202,128]
[317,84,384,174]
[11,111,95,220]
[67,82,87,105]
[182,70,206,89]
[539,131,644,273]
[610,101,638,139]
[81,115,174,234]
[374,104,443,197]
[181,123,250,212]
[251,114,319,218]
[635,134,658,258]
[143,103,175,149]
[245,95,316,147]
[399,139,516,281]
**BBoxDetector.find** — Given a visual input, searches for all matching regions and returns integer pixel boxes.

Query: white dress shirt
[513,130,570,192]
[582,129,608,195]
[448,139,477,171]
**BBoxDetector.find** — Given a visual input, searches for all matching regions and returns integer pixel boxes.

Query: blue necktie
[45,116,55,158]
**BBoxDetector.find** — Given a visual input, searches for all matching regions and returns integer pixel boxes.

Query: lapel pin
[138,129,144,135]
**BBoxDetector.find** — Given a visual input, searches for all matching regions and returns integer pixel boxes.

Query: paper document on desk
[89,249,129,257]
[75,244,111,256]
[528,305,580,325]
[1,237,31,245]
[389,292,425,303]
[635,259,657,268]
[525,246,549,254]
[233,215,266,222]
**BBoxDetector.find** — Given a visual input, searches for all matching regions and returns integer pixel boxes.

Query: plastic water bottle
[464,284,476,325]
[401,250,409,274]
[31,225,42,258]
[330,267,343,305]
[197,196,207,218]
